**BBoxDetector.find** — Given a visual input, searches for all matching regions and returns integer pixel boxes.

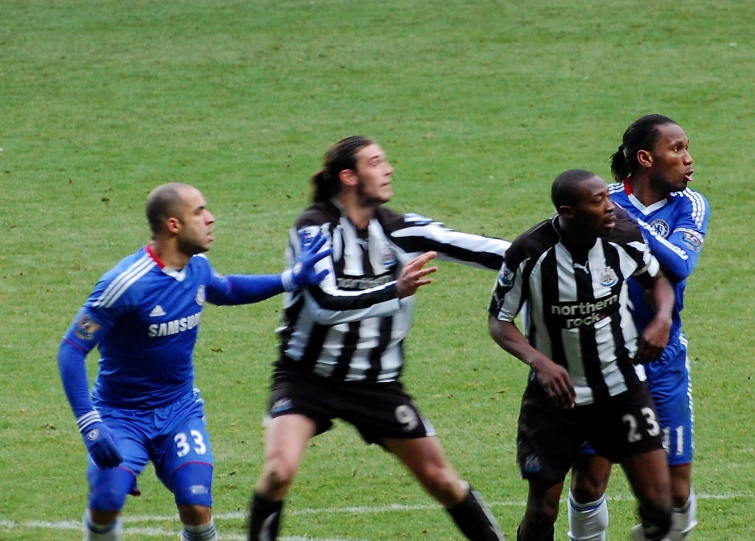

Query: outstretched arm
[207,232,332,306]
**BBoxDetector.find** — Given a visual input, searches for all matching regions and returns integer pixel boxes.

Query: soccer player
[247,136,510,541]
[58,183,331,541]
[567,115,710,541]
[488,169,677,541]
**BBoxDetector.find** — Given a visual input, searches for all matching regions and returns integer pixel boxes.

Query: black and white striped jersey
[488,216,660,405]
[277,199,511,383]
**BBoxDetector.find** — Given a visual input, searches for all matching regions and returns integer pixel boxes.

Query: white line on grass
[0,520,363,541]
[118,490,753,522]
[1,492,750,538]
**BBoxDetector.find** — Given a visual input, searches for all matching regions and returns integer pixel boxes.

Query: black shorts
[266,365,437,445]
[517,379,664,484]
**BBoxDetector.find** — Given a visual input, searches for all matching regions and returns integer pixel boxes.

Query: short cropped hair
[145,183,190,236]
[551,169,597,210]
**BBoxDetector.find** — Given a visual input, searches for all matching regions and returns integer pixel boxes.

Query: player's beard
[356,178,390,209]
[177,234,209,257]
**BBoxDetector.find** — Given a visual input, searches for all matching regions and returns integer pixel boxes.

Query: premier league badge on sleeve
[497,265,514,288]
[298,225,322,249]
[74,313,101,341]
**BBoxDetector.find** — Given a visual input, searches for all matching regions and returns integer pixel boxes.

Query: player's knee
[259,455,297,496]
[570,476,606,505]
[88,468,133,511]
[416,464,460,503]
[172,463,213,507]
[523,486,560,529]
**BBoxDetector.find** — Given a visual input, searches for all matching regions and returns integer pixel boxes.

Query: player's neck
[337,194,378,231]
[628,177,665,207]
[557,216,597,250]
[148,240,191,270]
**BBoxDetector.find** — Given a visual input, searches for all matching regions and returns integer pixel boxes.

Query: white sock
[669,488,697,540]
[181,519,218,541]
[83,509,122,541]
[567,491,608,541]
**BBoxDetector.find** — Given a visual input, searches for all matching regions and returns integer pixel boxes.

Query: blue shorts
[88,389,214,501]
[644,333,693,465]
[579,333,693,466]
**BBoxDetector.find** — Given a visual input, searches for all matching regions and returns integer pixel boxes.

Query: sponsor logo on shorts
[521,454,542,474]
[271,398,293,414]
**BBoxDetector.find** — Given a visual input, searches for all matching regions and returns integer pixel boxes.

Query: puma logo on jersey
[573,262,590,274]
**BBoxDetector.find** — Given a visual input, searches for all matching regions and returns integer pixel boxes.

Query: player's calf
[669,487,697,541]
[446,485,506,541]
[83,509,123,541]
[248,492,284,541]
[566,491,608,541]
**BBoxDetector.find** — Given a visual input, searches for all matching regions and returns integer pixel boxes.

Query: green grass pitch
[1,0,753,539]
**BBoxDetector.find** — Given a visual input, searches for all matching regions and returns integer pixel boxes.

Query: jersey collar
[145,244,187,281]
[623,179,669,216]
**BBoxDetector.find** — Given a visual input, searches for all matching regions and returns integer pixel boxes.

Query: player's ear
[558,205,575,220]
[165,216,182,234]
[636,149,653,169]
[339,168,359,188]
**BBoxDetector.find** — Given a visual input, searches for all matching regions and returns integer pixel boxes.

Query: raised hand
[396,251,438,299]
[292,231,333,289]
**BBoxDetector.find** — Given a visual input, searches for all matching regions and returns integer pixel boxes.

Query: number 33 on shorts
[622,407,661,443]
[174,429,208,458]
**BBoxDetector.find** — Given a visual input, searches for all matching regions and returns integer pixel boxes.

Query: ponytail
[311,169,339,203]
[610,144,630,182]
[309,135,374,203]
[610,114,676,181]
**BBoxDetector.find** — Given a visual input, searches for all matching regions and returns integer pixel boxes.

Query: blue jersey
[63,245,227,410]
[609,181,710,338]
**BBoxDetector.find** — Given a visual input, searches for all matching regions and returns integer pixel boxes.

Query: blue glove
[282,231,332,291]
[77,411,123,469]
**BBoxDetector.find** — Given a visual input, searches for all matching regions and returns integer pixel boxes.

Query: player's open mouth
[684,170,694,182]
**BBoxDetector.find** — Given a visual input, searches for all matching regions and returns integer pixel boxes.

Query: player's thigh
[517,381,585,486]
[570,453,613,502]
[620,448,671,507]
[87,415,150,510]
[263,413,317,469]
[384,436,455,479]
[586,383,665,465]
[153,412,214,495]
[339,381,437,444]
[649,343,694,465]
